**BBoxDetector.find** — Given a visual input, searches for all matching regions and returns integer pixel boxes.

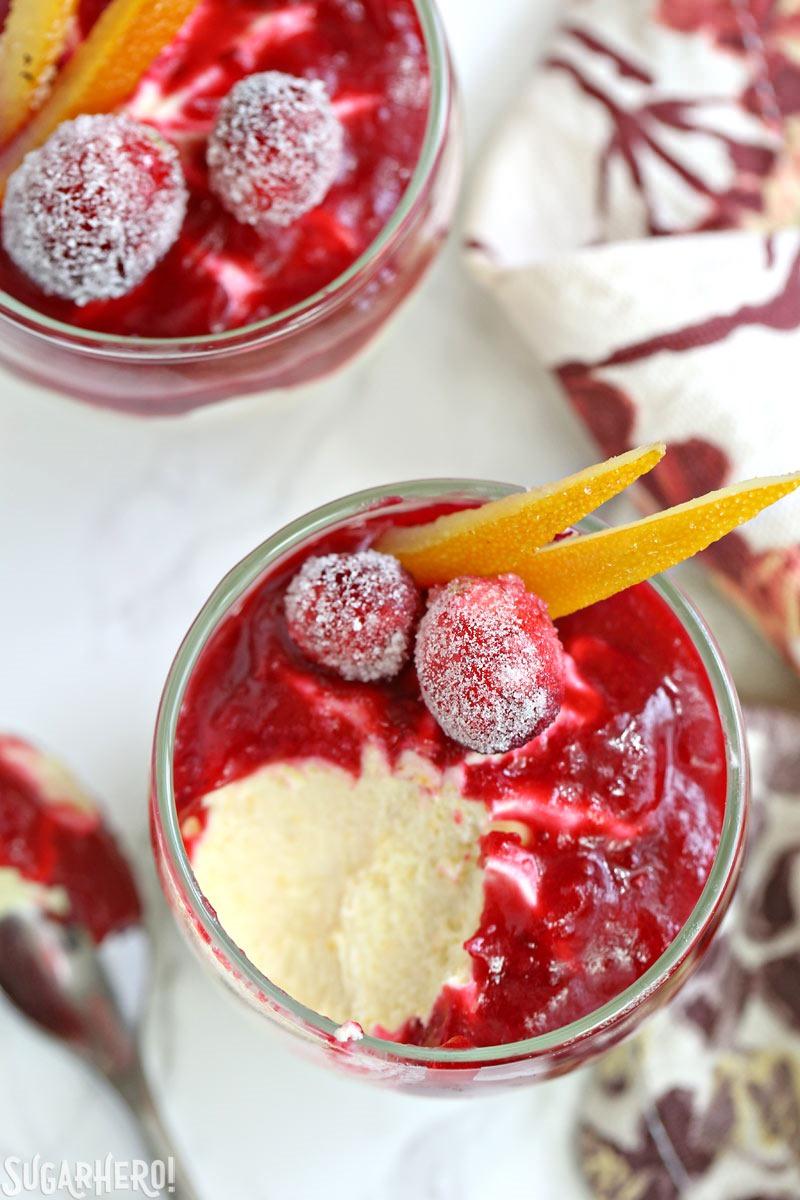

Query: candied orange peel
[377,443,666,584]
[519,472,800,617]
[0,0,78,147]
[0,0,201,188]
[383,451,800,618]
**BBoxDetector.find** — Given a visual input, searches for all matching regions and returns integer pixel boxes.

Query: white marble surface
[1,1,799,1197]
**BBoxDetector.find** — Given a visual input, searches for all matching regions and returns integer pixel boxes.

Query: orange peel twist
[378,444,666,585]
[520,472,800,618]
[382,451,800,619]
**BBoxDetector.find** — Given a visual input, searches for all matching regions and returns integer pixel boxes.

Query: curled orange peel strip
[382,450,800,618]
[518,471,800,618]
[377,443,666,586]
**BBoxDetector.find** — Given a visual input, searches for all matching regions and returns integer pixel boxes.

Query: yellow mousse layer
[191,747,490,1033]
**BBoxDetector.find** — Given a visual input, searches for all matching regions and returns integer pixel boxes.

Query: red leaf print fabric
[579,708,800,1199]
[467,0,800,670]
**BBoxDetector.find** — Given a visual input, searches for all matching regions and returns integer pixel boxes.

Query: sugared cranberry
[415,575,565,755]
[207,71,343,228]
[285,550,420,682]
[1,114,187,305]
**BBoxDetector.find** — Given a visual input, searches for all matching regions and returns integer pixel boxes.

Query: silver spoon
[0,907,199,1200]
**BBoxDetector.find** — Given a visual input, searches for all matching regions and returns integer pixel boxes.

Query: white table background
[2,1,799,1196]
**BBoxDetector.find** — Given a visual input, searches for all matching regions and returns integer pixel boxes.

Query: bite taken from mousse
[155,455,796,1055]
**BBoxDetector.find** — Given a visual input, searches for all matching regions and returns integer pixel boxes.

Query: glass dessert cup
[151,479,750,1095]
[0,1,458,417]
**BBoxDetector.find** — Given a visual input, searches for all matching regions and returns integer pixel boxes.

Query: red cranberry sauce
[174,500,727,1048]
[0,0,430,336]
[0,743,141,942]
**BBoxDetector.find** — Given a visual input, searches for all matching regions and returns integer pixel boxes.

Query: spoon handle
[113,1056,202,1200]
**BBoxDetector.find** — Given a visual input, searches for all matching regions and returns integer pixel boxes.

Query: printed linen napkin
[466,0,800,670]
[578,707,800,1198]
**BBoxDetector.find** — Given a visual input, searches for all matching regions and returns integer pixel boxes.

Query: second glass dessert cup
[151,480,750,1095]
[0,0,459,417]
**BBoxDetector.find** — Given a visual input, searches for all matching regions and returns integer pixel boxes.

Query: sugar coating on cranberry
[207,71,343,229]
[1,115,187,306]
[285,551,420,682]
[415,575,565,755]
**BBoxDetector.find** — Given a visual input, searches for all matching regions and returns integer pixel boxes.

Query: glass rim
[153,477,749,1066]
[0,0,451,355]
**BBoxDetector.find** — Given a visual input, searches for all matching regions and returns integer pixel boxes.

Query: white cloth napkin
[466,0,800,671]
